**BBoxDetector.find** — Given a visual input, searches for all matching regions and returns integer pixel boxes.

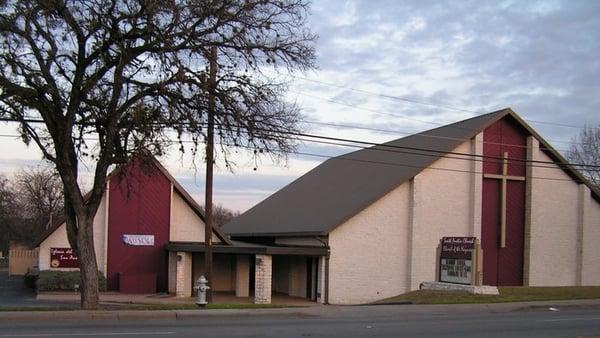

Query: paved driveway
[0,269,75,308]
[0,269,39,307]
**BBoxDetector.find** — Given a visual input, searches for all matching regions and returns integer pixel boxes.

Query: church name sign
[122,234,155,246]
[439,237,475,285]
[50,247,79,268]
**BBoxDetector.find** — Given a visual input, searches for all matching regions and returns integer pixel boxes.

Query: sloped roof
[33,156,230,247]
[222,108,600,237]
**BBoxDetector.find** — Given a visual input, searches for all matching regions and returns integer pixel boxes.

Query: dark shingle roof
[222,108,600,237]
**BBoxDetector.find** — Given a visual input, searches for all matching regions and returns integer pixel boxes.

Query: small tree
[0,0,316,309]
[567,125,600,190]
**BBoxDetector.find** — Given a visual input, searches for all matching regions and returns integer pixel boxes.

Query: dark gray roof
[222,108,600,237]
[166,240,328,256]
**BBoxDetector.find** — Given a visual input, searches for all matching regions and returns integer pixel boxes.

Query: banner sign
[50,248,79,268]
[122,234,155,246]
[439,237,475,285]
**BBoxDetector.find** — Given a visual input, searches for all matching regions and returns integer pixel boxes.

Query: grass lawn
[377,286,600,305]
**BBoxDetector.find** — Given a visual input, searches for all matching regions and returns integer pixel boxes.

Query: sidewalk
[36,291,317,306]
[1,298,600,322]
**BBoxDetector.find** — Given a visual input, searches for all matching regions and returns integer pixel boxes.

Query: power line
[291,75,586,129]
[0,130,595,183]
[1,121,599,171]
[1,116,598,169]
[292,90,579,147]
[289,148,581,184]
[304,119,574,152]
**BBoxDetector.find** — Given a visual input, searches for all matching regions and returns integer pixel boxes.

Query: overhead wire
[1,119,599,176]
[0,117,598,169]
[290,75,586,129]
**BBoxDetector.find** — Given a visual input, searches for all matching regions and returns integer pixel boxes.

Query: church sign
[439,237,476,285]
[122,234,155,246]
[50,248,79,268]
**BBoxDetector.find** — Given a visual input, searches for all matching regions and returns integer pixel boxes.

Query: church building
[34,156,326,301]
[35,108,600,305]
[223,108,600,304]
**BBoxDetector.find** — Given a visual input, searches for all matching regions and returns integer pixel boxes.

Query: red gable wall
[106,160,171,293]
[482,116,529,286]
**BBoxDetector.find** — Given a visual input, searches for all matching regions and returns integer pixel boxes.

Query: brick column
[254,254,272,304]
[236,255,250,297]
[175,252,192,297]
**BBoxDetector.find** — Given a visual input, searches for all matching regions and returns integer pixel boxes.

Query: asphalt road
[1,305,599,337]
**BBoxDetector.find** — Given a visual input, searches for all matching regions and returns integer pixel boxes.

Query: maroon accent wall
[481,117,527,286]
[106,161,171,293]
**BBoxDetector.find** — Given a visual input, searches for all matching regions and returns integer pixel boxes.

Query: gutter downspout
[325,251,330,305]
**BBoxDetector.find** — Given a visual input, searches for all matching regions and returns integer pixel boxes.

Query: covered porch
[165,241,329,304]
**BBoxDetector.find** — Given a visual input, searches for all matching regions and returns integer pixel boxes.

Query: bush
[36,270,107,292]
[23,271,38,289]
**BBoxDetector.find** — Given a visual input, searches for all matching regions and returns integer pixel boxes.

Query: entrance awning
[165,240,328,256]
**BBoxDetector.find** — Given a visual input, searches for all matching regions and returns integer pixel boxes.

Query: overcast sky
[1,1,599,211]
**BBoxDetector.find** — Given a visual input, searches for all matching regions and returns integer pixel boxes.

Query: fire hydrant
[194,275,210,307]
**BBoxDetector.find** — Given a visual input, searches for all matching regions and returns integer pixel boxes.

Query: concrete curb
[2,299,600,322]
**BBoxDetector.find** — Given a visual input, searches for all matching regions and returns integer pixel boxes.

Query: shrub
[23,271,39,289]
[36,270,107,292]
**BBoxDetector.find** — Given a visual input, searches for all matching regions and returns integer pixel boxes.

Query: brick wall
[254,254,272,304]
[175,252,192,297]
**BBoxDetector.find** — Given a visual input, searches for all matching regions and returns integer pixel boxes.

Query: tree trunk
[77,213,99,310]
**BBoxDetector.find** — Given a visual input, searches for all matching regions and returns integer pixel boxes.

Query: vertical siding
[481,118,527,286]
[106,161,172,292]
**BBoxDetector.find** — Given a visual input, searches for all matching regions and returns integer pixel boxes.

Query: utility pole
[204,46,217,302]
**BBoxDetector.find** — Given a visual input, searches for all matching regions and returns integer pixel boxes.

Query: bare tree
[0,0,316,309]
[0,175,17,253]
[200,203,240,227]
[15,166,64,233]
[567,125,600,190]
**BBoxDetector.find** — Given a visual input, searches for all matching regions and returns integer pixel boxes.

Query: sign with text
[50,248,79,268]
[440,258,472,284]
[122,234,155,246]
[439,237,476,285]
[441,237,476,259]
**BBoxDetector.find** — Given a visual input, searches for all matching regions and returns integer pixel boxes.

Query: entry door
[481,179,526,286]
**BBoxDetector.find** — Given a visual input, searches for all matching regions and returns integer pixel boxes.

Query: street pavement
[1,302,600,337]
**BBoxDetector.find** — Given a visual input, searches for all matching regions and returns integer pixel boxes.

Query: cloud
[296,0,600,154]
[2,1,599,212]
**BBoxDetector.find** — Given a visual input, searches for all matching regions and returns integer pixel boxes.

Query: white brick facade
[38,191,109,275]
[254,254,272,304]
[175,252,193,297]
[328,140,475,304]
[325,135,600,304]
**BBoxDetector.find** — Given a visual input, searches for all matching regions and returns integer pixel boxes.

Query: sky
[1,0,599,212]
